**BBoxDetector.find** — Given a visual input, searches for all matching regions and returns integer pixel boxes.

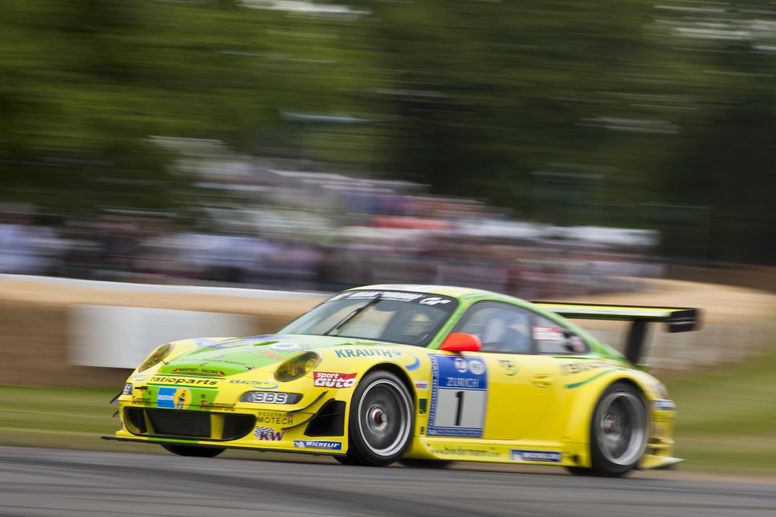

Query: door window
[532,315,589,355]
[453,302,532,353]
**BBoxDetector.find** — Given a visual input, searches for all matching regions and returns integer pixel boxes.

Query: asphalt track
[1,447,774,517]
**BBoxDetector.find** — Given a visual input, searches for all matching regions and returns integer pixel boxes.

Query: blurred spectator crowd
[0,141,661,298]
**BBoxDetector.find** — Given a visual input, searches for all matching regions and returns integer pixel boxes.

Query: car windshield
[279,290,458,346]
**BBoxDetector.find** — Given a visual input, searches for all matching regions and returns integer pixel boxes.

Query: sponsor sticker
[170,367,226,377]
[414,381,430,391]
[498,359,517,376]
[468,359,486,376]
[653,399,676,411]
[419,297,451,306]
[150,376,219,386]
[229,379,279,390]
[428,355,488,438]
[241,391,298,404]
[122,383,133,396]
[254,426,284,441]
[270,342,303,352]
[559,361,610,376]
[347,290,422,302]
[256,411,294,426]
[157,387,191,409]
[335,348,400,359]
[432,447,500,458]
[532,326,566,342]
[293,440,342,450]
[510,450,562,463]
[313,372,357,389]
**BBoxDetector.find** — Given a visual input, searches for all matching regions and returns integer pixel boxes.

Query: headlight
[138,343,172,372]
[274,351,321,382]
[240,391,303,404]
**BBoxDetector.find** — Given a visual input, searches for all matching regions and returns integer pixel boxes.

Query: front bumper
[111,395,348,454]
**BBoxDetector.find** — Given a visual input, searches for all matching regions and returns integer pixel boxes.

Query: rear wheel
[343,370,414,466]
[571,381,648,477]
[161,444,225,458]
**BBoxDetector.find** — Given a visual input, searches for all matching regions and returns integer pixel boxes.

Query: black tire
[161,444,226,458]
[399,458,453,469]
[576,381,649,477]
[344,370,414,467]
[333,455,358,465]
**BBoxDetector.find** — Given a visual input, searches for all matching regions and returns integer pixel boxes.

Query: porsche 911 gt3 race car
[106,284,700,476]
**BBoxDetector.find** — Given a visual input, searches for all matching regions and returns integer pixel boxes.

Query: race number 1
[428,355,487,437]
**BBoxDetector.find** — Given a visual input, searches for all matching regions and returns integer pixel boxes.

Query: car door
[427,301,562,441]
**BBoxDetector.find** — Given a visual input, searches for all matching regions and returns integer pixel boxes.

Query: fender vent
[305,400,345,437]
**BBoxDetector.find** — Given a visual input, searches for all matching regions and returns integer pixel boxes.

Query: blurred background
[1,0,775,476]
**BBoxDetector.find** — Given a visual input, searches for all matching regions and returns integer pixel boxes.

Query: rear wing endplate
[533,302,701,364]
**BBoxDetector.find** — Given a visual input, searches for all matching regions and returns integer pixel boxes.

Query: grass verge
[664,353,776,474]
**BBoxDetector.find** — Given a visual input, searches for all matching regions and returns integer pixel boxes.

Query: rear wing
[533,302,701,364]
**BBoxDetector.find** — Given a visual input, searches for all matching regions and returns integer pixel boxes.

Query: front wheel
[161,444,225,458]
[343,370,414,466]
[578,381,649,477]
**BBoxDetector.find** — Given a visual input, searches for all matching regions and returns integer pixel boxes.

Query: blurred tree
[2,0,776,263]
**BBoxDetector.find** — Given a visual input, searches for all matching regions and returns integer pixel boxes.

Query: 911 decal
[428,355,487,437]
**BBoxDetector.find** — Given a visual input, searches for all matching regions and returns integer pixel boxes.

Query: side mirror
[439,333,482,353]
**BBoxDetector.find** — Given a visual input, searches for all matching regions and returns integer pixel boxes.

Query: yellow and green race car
[106,284,699,476]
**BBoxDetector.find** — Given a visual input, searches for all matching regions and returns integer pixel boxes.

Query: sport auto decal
[313,372,357,388]
[428,355,487,438]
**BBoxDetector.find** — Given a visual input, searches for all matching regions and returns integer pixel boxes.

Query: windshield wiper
[323,293,382,336]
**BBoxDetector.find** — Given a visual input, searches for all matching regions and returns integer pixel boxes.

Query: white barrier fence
[70,305,259,369]
[2,274,770,373]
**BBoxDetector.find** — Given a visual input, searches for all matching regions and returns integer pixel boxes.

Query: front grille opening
[221,413,256,440]
[305,400,345,437]
[123,408,254,441]
[148,409,210,438]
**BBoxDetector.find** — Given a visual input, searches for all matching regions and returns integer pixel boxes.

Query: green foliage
[1,0,775,261]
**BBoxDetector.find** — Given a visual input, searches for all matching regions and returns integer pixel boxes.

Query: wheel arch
[362,362,416,403]
[564,372,651,449]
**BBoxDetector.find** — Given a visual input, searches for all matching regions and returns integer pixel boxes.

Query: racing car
[106,284,699,476]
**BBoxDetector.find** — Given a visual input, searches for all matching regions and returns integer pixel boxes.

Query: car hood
[157,334,410,377]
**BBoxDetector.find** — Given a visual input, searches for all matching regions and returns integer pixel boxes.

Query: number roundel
[428,355,487,437]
